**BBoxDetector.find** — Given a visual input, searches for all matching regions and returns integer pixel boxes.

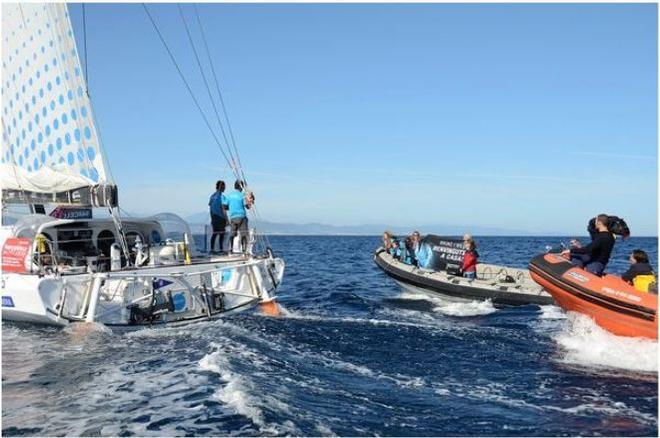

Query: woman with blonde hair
[382,231,396,254]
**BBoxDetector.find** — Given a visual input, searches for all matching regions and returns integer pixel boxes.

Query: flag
[152,278,173,290]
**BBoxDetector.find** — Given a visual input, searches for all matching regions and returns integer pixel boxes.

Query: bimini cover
[1,3,110,197]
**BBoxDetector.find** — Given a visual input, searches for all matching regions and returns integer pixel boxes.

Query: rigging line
[142,3,238,180]
[176,4,238,172]
[55,4,129,260]
[60,4,113,182]
[58,4,117,184]
[82,3,89,94]
[193,5,263,247]
[193,4,246,178]
[187,7,264,244]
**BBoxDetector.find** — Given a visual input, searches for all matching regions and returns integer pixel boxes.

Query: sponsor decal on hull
[566,271,590,283]
[2,238,31,273]
[602,286,643,303]
[2,296,15,307]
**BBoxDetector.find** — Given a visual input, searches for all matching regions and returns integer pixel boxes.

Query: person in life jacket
[461,237,479,279]
[622,249,657,293]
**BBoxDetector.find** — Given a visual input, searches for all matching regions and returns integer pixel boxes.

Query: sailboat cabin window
[57,229,95,258]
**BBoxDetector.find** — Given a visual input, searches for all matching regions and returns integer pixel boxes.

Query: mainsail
[1,3,114,206]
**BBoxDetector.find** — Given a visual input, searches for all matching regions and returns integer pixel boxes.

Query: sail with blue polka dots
[1,3,108,195]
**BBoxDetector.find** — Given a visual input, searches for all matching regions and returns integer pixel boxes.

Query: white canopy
[0,163,94,193]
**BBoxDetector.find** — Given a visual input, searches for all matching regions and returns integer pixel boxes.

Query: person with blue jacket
[223,180,253,252]
[208,180,227,253]
[411,231,432,268]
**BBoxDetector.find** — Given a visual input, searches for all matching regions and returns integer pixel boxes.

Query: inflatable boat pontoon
[529,253,658,339]
[375,248,554,306]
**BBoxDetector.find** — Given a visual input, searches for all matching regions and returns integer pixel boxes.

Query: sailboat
[1,3,285,328]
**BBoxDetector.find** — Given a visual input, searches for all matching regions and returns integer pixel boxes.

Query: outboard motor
[110,243,122,271]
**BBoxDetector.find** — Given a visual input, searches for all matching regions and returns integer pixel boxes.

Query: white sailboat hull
[2,274,68,326]
[2,255,285,329]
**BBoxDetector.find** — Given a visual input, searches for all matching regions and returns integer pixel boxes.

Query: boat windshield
[147,213,198,254]
[10,214,64,239]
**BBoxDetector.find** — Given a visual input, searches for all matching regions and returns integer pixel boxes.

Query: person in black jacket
[622,250,656,285]
[562,214,615,276]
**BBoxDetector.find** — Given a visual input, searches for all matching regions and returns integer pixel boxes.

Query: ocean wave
[435,380,657,426]
[554,313,658,373]
[199,351,268,427]
[198,342,301,435]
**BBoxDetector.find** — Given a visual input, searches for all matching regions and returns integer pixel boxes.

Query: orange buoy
[260,298,281,317]
[529,253,658,339]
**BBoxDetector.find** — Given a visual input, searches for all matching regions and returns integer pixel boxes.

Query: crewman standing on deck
[223,180,253,252]
[208,180,227,254]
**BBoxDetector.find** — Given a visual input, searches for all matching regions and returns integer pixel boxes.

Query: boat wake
[199,350,269,429]
[62,321,113,336]
[553,313,658,374]
[396,291,498,317]
[538,305,568,320]
[432,299,497,317]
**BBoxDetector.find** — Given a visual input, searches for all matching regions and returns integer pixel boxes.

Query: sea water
[2,236,658,436]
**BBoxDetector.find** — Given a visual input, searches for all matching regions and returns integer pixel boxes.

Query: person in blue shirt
[223,180,253,252]
[403,237,416,265]
[411,231,432,268]
[208,180,227,253]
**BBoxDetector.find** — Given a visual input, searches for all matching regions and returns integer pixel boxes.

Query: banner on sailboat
[2,184,118,207]
[2,238,32,273]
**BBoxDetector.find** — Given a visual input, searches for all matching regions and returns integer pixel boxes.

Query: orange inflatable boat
[529,253,658,340]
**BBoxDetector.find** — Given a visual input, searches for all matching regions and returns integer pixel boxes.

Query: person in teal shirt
[411,231,432,268]
[208,180,227,253]
[223,180,253,251]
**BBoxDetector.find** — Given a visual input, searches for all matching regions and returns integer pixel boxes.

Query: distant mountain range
[185,212,546,236]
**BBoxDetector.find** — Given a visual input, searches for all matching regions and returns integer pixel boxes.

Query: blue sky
[69,3,657,235]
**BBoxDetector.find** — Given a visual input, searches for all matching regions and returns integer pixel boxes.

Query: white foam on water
[435,380,657,425]
[397,290,497,317]
[398,290,441,302]
[198,345,301,436]
[433,299,497,317]
[63,321,112,336]
[279,307,447,331]
[538,305,567,320]
[554,313,658,373]
[314,422,336,437]
[199,351,267,427]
